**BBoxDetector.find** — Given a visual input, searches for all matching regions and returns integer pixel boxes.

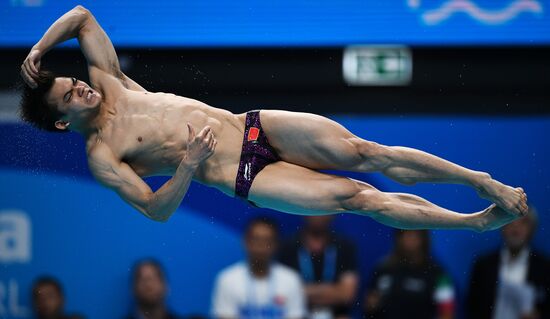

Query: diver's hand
[182,123,217,168]
[20,49,42,89]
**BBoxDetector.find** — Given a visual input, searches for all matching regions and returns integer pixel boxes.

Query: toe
[519,203,528,216]
[512,203,524,216]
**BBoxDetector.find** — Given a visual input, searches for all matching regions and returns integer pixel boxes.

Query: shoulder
[87,141,116,166]
[216,262,246,283]
[89,66,126,97]
[86,142,120,181]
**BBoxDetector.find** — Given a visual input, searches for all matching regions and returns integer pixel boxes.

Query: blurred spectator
[31,276,85,319]
[362,230,455,319]
[467,207,550,319]
[211,216,306,319]
[126,259,183,319]
[278,216,358,319]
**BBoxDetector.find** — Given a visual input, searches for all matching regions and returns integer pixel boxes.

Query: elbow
[73,5,91,16]
[143,195,171,223]
[153,216,170,223]
[72,5,92,25]
[144,207,171,223]
[151,213,170,223]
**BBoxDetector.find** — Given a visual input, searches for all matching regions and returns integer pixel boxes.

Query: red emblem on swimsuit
[248,127,260,141]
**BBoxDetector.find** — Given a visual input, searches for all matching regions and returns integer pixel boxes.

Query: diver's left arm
[21,5,89,87]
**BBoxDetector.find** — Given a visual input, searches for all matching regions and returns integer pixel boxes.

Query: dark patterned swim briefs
[234,110,280,203]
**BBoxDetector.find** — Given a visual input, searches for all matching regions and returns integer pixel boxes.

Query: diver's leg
[248,161,515,231]
[260,110,527,216]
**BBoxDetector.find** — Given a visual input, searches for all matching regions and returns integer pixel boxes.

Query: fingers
[29,57,39,75]
[208,134,217,150]
[21,56,39,87]
[188,124,216,153]
[20,65,37,89]
[197,125,212,139]
[205,129,214,143]
[24,54,40,78]
[24,59,37,78]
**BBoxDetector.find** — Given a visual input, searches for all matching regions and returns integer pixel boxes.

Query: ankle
[465,211,487,233]
[469,171,492,190]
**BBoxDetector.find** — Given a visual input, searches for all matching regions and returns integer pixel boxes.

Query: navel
[137,136,143,142]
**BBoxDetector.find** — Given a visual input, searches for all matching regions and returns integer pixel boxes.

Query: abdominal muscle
[98,90,247,195]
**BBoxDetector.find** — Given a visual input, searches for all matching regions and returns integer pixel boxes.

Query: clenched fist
[183,123,217,167]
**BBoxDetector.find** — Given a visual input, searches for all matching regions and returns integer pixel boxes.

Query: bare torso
[87,86,246,196]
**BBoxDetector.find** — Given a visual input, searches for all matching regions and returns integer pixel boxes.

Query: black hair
[19,70,68,132]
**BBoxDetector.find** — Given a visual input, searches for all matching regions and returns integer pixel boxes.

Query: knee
[353,140,392,170]
[341,188,390,213]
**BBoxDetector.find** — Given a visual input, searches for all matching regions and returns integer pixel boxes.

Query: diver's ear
[54,120,70,131]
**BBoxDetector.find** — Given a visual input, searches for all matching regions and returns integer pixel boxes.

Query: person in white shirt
[212,217,306,319]
[467,206,550,319]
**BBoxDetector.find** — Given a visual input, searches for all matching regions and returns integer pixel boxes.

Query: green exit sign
[343,46,412,86]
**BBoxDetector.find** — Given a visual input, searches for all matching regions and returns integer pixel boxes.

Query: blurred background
[1,1,549,319]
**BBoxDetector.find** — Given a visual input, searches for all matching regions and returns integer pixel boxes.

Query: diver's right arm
[21,6,90,87]
[21,5,145,91]
[88,124,217,222]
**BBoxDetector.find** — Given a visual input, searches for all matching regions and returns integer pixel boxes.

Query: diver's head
[20,70,102,132]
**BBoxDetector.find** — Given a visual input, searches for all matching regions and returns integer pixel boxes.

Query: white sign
[0,211,32,264]
[343,46,412,86]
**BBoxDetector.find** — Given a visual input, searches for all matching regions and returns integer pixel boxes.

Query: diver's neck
[75,102,116,138]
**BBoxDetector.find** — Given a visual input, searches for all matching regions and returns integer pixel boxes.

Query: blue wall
[1,0,549,47]
[1,115,549,318]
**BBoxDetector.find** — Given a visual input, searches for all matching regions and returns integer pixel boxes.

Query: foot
[475,175,528,217]
[475,204,518,232]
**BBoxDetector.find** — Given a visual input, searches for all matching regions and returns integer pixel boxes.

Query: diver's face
[46,77,101,116]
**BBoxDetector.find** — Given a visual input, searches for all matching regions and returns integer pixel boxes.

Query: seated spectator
[278,216,358,319]
[31,276,85,319]
[211,217,306,319]
[126,258,183,319]
[467,206,550,319]
[363,230,455,319]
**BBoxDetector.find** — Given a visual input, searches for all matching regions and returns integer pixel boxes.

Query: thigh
[260,110,365,170]
[248,161,374,215]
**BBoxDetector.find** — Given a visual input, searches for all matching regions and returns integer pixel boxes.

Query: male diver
[20,6,528,231]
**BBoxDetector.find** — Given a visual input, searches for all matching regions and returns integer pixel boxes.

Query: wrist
[180,157,199,171]
[31,45,45,56]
